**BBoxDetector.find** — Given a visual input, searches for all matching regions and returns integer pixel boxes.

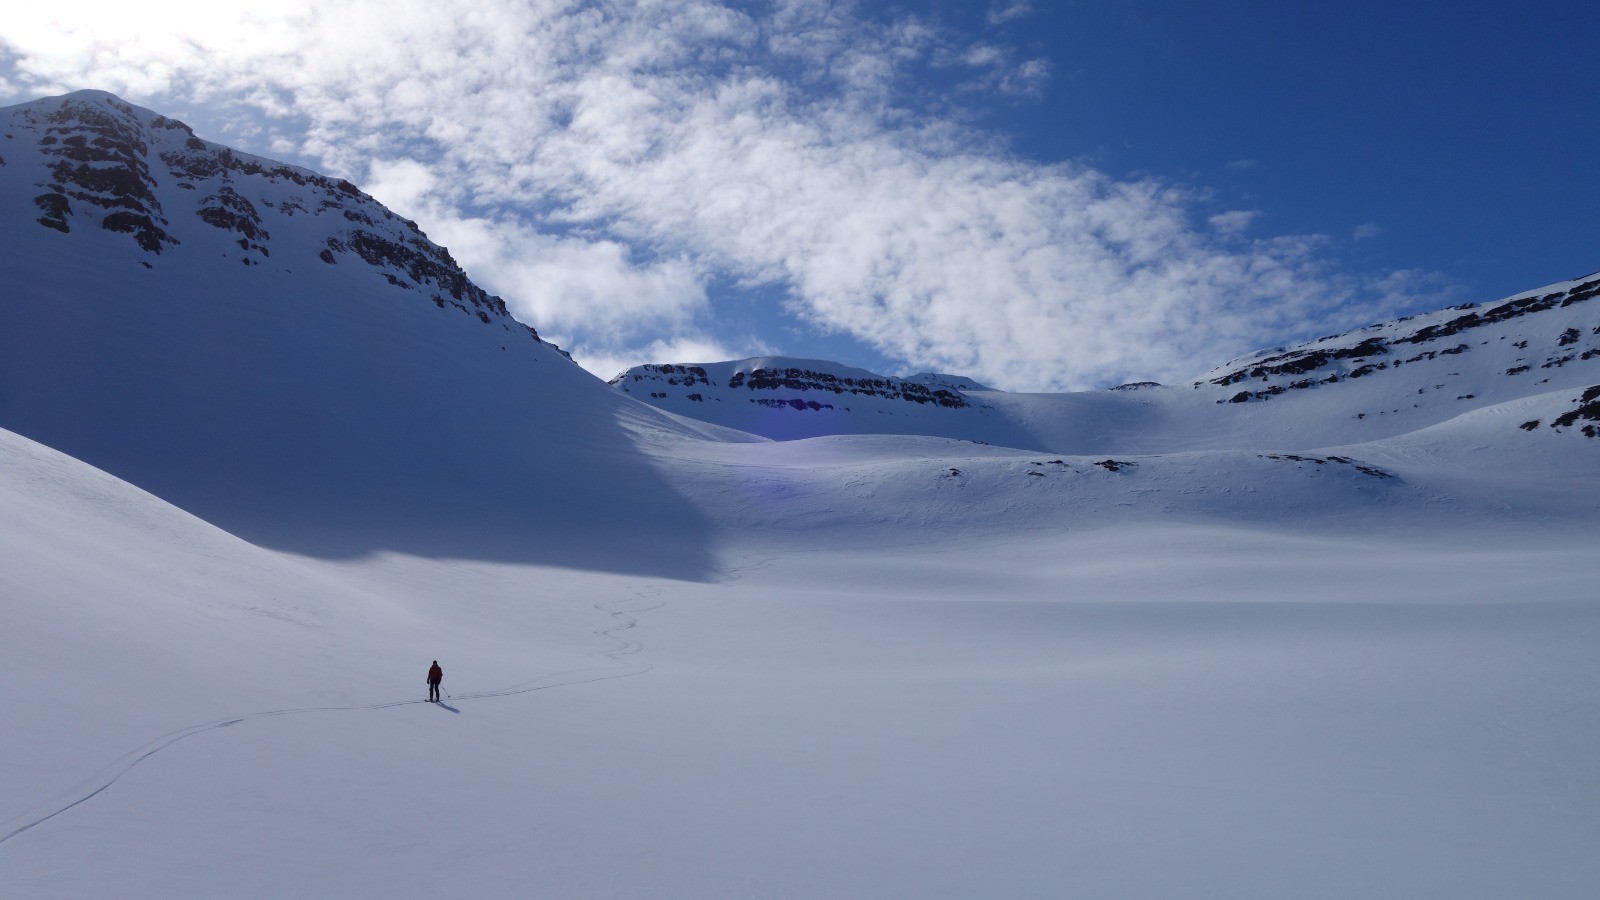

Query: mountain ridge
[613,273,1600,452]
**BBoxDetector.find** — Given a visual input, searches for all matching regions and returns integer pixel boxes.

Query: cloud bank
[1,0,1441,390]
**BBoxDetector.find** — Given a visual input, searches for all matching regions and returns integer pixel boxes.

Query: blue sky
[977,2,1597,292]
[2,1,1594,389]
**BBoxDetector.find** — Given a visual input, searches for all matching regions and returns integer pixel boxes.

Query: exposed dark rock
[677,365,971,409]
[196,185,269,259]
[731,367,969,408]
[101,211,178,253]
[1211,336,1389,387]
[316,229,537,337]
[618,364,710,387]
[33,96,176,254]
[33,192,70,232]
[1549,385,1600,437]
[1262,454,1394,479]
[752,397,835,411]
[1205,275,1600,405]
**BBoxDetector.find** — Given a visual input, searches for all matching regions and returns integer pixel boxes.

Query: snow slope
[3,91,1599,898]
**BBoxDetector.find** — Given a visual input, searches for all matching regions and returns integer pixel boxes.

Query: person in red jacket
[427,660,443,702]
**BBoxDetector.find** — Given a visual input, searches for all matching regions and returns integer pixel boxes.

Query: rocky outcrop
[1544,384,1600,438]
[728,366,968,408]
[23,94,178,253]
[1205,275,1600,406]
[9,91,561,351]
[613,361,970,410]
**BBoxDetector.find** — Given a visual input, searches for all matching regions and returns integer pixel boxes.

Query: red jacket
[427,664,442,683]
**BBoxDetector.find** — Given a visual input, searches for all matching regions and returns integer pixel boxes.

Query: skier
[427,660,443,702]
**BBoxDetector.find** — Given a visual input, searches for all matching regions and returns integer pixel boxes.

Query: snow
[3,91,1600,898]
[4,423,1599,897]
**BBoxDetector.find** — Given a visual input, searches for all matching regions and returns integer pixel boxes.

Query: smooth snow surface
[4,421,1599,898]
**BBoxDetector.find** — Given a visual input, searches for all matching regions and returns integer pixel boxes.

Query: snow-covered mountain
[0,90,740,574]
[16,90,545,341]
[615,274,1600,452]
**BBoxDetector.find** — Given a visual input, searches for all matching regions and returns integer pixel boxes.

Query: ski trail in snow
[452,593,661,701]
[0,592,663,847]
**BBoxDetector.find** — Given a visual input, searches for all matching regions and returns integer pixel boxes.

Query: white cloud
[1225,159,1259,171]
[1208,210,1261,235]
[364,159,438,217]
[365,155,714,361]
[963,44,1005,67]
[417,205,710,345]
[0,0,1443,391]
[578,334,757,385]
[1353,222,1384,240]
[987,2,1035,26]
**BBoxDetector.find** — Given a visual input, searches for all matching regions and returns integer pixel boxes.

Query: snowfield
[2,91,1599,898]
[4,413,1598,898]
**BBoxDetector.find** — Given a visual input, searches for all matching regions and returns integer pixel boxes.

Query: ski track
[0,591,664,847]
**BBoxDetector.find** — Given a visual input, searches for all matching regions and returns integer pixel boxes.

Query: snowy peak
[25,90,181,252]
[6,90,555,347]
